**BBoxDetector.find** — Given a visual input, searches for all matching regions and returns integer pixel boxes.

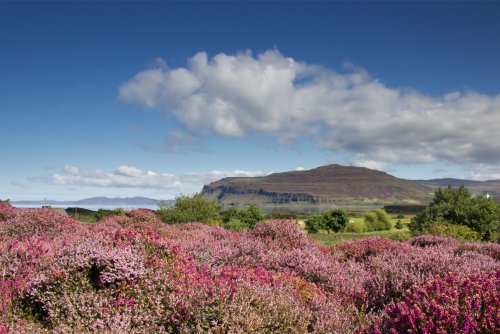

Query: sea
[12,204,161,211]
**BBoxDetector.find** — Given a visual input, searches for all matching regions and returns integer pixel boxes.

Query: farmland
[0,203,498,333]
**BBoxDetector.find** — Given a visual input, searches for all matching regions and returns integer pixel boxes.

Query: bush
[222,218,248,232]
[305,209,349,234]
[344,220,368,233]
[364,209,391,232]
[429,223,481,241]
[222,205,264,230]
[157,193,222,225]
[323,209,349,233]
[304,214,324,234]
[395,219,403,229]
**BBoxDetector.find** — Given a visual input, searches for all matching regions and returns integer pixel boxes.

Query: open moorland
[0,203,498,333]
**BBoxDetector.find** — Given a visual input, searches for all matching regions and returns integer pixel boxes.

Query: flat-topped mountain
[201,164,433,211]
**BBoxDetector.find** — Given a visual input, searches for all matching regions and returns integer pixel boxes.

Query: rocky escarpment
[201,185,319,204]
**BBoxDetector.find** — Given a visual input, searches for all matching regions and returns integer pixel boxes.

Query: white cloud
[64,165,80,175]
[51,165,265,193]
[119,49,500,171]
[349,155,388,172]
[466,164,500,181]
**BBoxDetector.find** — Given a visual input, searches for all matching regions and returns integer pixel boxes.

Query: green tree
[395,219,403,230]
[323,209,349,233]
[374,209,392,230]
[157,193,222,225]
[0,199,10,204]
[221,204,264,230]
[410,186,500,241]
[245,204,265,229]
[364,209,392,231]
[304,214,324,234]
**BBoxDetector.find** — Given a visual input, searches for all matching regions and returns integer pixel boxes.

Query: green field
[307,214,413,246]
[309,228,411,246]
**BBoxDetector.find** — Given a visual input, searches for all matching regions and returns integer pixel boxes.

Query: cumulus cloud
[119,49,500,169]
[52,165,265,193]
[466,164,500,181]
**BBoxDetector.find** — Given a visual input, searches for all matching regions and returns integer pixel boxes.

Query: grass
[65,208,97,223]
[309,228,411,246]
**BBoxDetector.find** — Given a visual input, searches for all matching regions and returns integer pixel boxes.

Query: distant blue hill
[12,197,172,207]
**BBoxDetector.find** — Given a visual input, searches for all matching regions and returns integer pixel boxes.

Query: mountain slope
[202,164,433,210]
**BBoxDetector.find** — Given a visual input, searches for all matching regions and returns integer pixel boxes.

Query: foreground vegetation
[0,203,498,333]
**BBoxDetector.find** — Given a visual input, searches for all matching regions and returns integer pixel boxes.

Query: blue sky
[1,2,500,201]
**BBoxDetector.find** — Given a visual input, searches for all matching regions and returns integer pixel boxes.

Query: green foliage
[305,209,349,234]
[364,209,392,232]
[395,219,403,230]
[304,214,324,234]
[429,223,481,242]
[345,220,368,233]
[246,204,265,228]
[157,193,222,225]
[94,208,125,221]
[0,199,10,204]
[375,209,392,229]
[222,218,248,232]
[222,204,264,230]
[323,209,349,233]
[410,186,500,241]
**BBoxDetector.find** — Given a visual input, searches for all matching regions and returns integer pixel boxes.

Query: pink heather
[0,204,498,333]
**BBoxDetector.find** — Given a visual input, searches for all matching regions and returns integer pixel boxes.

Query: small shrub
[344,220,368,233]
[429,223,481,242]
[304,214,324,234]
[323,209,349,233]
[395,219,403,229]
[222,218,248,232]
[364,210,391,232]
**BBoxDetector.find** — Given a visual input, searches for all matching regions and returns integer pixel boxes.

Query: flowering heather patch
[365,244,500,311]
[179,221,372,308]
[0,205,80,240]
[1,206,499,333]
[456,241,500,261]
[252,220,315,250]
[333,237,412,262]
[370,271,500,334]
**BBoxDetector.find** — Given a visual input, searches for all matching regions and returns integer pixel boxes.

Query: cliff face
[201,164,433,208]
[201,184,319,204]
